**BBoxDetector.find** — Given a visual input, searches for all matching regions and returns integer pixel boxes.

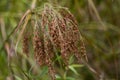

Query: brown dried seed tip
[45,54,56,80]
[22,35,29,56]
[80,41,88,62]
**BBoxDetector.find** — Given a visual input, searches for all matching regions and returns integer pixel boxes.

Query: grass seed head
[20,3,87,80]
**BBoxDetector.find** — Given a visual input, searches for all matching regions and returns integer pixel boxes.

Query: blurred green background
[0,0,120,80]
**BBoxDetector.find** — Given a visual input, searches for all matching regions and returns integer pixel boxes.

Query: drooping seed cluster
[21,3,87,80]
[22,31,29,57]
[33,26,46,66]
[22,36,28,55]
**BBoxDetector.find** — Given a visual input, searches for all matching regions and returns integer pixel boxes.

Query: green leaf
[15,75,22,80]
[70,64,84,68]
[55,74,61,79]
[68,64,84,75]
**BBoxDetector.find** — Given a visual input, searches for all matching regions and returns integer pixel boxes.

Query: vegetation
[0,0,120,80]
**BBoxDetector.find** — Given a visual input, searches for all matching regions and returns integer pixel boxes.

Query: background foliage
[0,0,120,80]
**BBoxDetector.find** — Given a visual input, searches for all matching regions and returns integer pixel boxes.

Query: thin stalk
[88,0,106,30]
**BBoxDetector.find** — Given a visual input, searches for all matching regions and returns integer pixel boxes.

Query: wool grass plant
[16,3,88,80]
